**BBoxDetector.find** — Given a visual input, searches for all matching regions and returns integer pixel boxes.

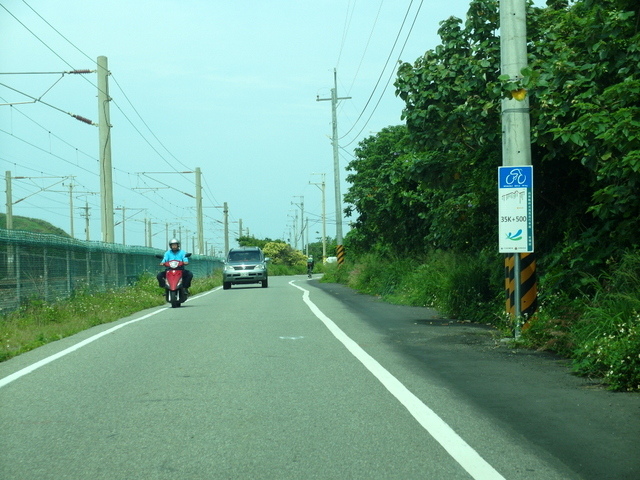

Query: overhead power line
[339,0,424,146]
[20,0,95,64]
[0,71,97,124]
[4,0,193,177]
[344,0,385,96]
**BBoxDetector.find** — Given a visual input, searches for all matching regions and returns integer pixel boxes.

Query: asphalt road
[1,275,638,479]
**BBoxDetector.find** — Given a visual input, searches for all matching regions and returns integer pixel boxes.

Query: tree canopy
[344,0,640,290]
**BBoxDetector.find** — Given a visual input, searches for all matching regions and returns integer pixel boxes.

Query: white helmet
[169,238,180,247]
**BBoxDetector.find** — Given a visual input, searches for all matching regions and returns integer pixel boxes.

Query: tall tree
[527,0,640,263]
[346,0,640,280]
[392,0,503,251]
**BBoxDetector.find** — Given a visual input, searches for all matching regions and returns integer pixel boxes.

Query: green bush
[520,292,584,357]
[322,251,503,324]
[345,254,411,297]
[320,250,640,391]
[320,261,351,284]
[569,253,640,391]
[573,312,640,392]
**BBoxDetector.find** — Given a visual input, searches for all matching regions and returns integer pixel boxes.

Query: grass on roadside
[523,252,640,391]
[321,251,505,326]
[322,250,640,392]
[0,273,221,363]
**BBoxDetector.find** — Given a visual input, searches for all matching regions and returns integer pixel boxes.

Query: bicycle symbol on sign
[505,168,527,185]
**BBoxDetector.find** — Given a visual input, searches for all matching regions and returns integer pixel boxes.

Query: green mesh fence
[0,229,223,313]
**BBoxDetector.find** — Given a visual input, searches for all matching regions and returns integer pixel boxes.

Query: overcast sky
[1,0,484,254]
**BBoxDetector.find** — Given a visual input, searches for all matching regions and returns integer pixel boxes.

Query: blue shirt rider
[157,239,193,290]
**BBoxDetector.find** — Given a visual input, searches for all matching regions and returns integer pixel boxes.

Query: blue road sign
[498,166,534,253]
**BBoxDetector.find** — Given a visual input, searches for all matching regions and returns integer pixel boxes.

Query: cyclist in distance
[306,255,315,278]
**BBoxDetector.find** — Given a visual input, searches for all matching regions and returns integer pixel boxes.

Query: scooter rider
[157,239,193,291]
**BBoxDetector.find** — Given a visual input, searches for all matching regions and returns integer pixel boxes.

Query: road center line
[290,280,505,480]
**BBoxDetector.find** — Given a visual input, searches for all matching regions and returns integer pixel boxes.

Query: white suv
[222,247,268,289]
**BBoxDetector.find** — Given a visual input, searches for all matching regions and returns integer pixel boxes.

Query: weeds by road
[320,252,640,392]
[0,273,221,363]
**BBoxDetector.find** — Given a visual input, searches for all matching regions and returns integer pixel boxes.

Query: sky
[1,0,480,255]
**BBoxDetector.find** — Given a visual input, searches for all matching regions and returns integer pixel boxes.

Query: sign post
[498,165,534,338]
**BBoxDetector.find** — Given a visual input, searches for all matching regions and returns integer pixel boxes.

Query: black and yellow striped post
[505,252,537,330]
[336,244,346,265]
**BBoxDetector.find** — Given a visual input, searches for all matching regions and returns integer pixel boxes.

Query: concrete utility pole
[5,171,13,230]
[97,56,115,243]
[500,0,531,167]
[80,201,91,241]
[310,173,327,261]
[67,182,75,238]
[217,202,229,255]
[500,0,533,337]
[195,167,204,254]
[120,206,125,245]
[317,69,351,248]
[288,212,298,249]
[292,196,304,251]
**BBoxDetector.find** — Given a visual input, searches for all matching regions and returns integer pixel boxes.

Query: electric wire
[20,0,95,65]
[0,114,194,223]
[110,74,193,173]
[335,0,357,68]
[337,0,423,148]
[341,0,424,147]
[338,0,417,141]
[7,1,194,179]
[344,0,385,96]
[1,2,205,239]
[0,3,79,72]
[0,80,96,124]
[2,2,314,242]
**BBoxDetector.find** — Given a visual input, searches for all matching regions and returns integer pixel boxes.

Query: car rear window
[228,251,261,262]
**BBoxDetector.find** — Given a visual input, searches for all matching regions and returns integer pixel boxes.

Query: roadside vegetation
[0,273,221,363]
[325,0,640,392]
[2,0,638,392]
[321,252,640,392]
[0,237,322,364]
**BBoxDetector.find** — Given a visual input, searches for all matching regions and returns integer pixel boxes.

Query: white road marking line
[290,280,505,480]
[0,309,166,389]
[0,287,221,389]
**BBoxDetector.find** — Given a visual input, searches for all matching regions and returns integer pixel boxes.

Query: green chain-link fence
[0,229,223,313]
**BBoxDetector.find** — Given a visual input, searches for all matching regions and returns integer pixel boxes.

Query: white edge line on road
[290,280,506,480]
[0,309,163,389]
[0,288,220,390]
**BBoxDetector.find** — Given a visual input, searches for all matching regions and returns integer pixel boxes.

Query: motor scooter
[156,253,191,308]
